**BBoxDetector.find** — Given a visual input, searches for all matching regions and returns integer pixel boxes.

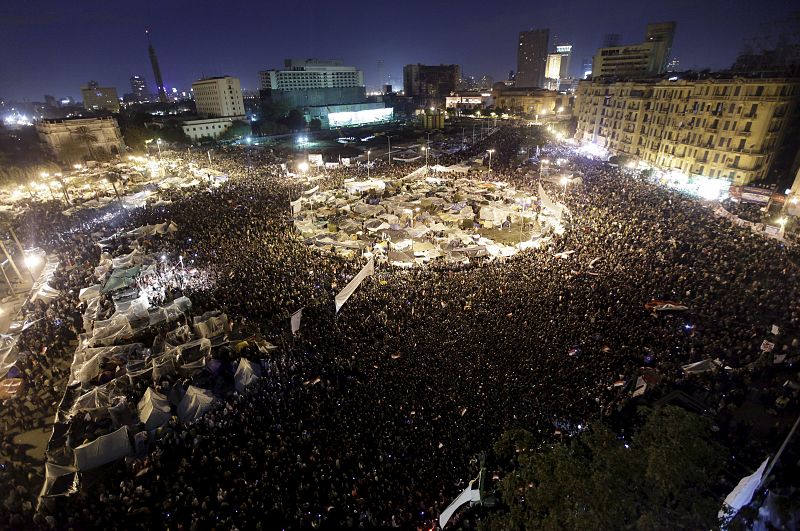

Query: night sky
[1,0,795,101]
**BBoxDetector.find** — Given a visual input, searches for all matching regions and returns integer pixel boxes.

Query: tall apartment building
[191,76,245,118]
[545,44,573,90]
[592,22,675,78]
[517,29,550,88]
[574,75,800,185]
[129,75,149,101]
[259,59,366,108]
[403,64,461,108]
[81,81,120,113]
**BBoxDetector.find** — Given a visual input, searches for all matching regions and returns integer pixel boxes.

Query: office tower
[403,64,460,108]
[81,80,120,112]
[191,76,245,117]
[130,75,148,101]
[592,21,676,78]
[517,29,549,88]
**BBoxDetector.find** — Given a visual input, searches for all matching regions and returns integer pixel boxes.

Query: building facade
[574,76,800,185]
[592,22,675,78]
[403,64,461,109]
[445,92,494,112]
[517,29,549,88]
[129,75,149,102]
[81,81,120,113]
[259,59,364,90]
[259,59,367,110]
[493,86,571,117]
[191,76,245,118]
[36,116,124,160]
[181,117,246,142]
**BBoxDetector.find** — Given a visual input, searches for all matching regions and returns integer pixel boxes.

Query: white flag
[291,308,303,335]
[718,458,768,522]
[335,259,374,313]
[290,198,303,215]
[439,474,481,529]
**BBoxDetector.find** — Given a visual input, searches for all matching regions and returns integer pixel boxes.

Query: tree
[286,109,305,132]
[485,406,727,531]
[308,118,322,131]
[123,124,154,153]
[219,120,252,141]
[72,126,98,160]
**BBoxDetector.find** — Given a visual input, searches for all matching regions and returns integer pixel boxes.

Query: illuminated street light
[298,161,309,173]
[422,146,429,168]
[367,150,371,179]
[487,149,495,174]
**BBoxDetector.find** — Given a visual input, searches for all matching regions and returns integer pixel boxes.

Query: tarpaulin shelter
[177,385,216,422]
[137,387,172,430]
[234,358,261,393]
[73,426,132,471]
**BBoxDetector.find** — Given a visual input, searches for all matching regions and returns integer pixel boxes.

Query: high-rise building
[545,44,573,90]
[403,64,460,108]
[517,29,549,88]
[191,76,245,118]
[574,75,800,185]
[81,81,120,113]
[259,59,366,108]
[130,75,148,101]
[592,22,676,78]
[666,58,680,72]
[582,58,593,79]
[147,30,167,104]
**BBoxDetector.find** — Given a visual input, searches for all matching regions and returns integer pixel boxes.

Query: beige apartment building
[574,76,800,184]
[493,87,571,118]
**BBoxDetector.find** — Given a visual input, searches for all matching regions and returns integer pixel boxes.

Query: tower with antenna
[146,29,168,103]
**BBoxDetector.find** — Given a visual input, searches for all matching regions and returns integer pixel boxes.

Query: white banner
[335,259,374,313]
[308,154,323,166]
[719,458,768,523]
[291,308,303,335]
[290,198,303,215]
[439,474,481,529]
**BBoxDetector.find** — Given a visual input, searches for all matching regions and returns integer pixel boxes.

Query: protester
[1,126,797,530]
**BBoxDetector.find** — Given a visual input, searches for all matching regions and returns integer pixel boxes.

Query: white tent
[193,312,228,339]
[682,359,721,374]
[177,385,216,422]
[137,387,172,430]
[73,426,132,471]
[234,358,261,393]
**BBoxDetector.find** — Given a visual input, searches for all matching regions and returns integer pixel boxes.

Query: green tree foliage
[123,125,154,153]
[219,120,252,141]
[285,109,305,132]
[485,406,727,531]
[308,118,322,132]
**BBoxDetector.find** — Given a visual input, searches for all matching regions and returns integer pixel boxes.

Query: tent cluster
[292,170,568,267]
[40,219,267,503]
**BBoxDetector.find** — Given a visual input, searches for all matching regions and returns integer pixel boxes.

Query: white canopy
[234,358,261,393]
[73,426,132,471]
[137,387,172,430]
[177,385,216,422]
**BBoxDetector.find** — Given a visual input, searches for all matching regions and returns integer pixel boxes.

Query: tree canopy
[484,406,727,531]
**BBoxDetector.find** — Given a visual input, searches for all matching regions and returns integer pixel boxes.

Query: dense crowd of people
[1,125,798,529]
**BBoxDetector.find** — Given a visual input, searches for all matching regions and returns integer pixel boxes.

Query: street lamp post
[367,150,371,179]
[487,149,495,176]
[156,138,162,159]
[422,146,429,169]
[387,135,392,165]
[560,176,570,195]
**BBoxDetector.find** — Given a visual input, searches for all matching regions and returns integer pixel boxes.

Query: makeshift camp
[137,387,172,430]
[177,385,217,422]
[73,426,133,471]
[234,358,261,392]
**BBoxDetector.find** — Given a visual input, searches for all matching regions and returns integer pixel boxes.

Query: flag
[439,473,481,529]
[335,259,374,313]
[290,308,303,335]
[290,198,303,215]
[718,458,768,523]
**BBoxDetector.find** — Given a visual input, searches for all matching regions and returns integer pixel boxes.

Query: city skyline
[1,0,797,101]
